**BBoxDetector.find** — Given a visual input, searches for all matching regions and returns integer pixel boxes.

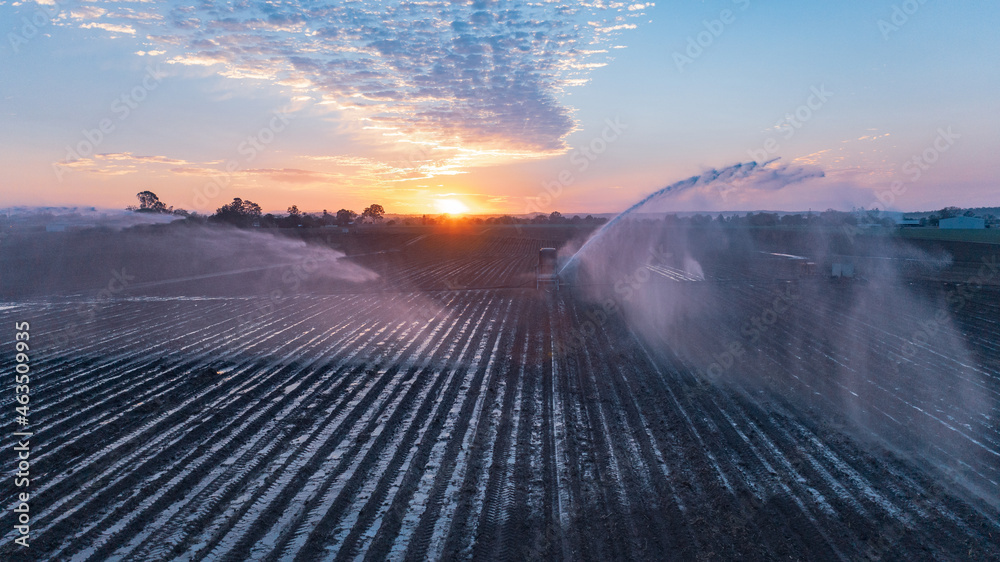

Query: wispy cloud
[79,22,136,35]
[791,131,897,186]
[58,151,419,192]
[54,152,192,176]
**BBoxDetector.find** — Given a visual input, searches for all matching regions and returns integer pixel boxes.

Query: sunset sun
[436,198,469,215]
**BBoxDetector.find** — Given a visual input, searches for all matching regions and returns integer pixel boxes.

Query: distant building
[896,218,921,227]
[939,216,985,229]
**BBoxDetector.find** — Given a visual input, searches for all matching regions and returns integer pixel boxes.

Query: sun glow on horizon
[436,198,470,215]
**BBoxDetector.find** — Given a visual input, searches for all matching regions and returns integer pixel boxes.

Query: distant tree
[690,214,711,226]
[277,205,303,228]
[747,212,779,227]
[361,204,385,224]
[336,209,357,227]
[549,211,564,223]
[939,207,961,219]
[301,213,320,228]
[818,209,857,226]
[210,197,262,227]
[780,213,807,226]
[128,190,171,214]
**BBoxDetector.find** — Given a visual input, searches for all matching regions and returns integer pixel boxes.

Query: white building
[939,216,985,229]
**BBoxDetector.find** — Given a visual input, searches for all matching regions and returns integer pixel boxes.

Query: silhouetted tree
[361,204,385,224]
[336,209,356,227]
[128,190,171,213]
[278,205,304,228]
[211,197,262,227]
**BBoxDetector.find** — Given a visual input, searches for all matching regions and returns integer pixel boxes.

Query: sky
[1,0,998,216]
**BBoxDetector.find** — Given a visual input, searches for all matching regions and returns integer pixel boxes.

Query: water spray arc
[559,159,823,278]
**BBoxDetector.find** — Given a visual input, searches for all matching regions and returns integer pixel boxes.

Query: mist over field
[0,222,378,299]
[563,203,995,508]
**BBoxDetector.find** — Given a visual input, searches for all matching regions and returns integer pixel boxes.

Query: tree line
[124,191,610,227]
[126,191,384,228]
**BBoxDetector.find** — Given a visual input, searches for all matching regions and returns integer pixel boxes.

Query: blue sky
[1,0,998,214]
